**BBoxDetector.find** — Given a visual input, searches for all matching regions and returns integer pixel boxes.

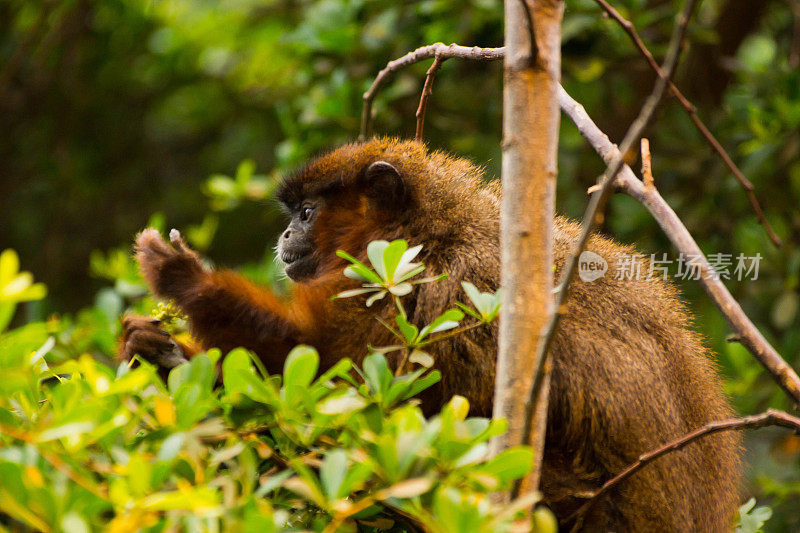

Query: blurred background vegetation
[1,0,799,528]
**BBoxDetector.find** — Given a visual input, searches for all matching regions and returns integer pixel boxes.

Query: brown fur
[119,138,741,531]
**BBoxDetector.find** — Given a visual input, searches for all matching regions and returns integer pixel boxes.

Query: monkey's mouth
[281,249,316,281]
[280,251,308,264]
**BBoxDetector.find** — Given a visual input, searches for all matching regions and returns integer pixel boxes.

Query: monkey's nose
[283,230,291,239]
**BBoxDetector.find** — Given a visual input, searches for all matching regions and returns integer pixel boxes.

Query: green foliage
[204,159,279,212]
[335,239,502,379]
[0,246,551,531]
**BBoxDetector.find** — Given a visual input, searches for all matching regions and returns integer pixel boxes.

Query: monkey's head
[275,138,499,282]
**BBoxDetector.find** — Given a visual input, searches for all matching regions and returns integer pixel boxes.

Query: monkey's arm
[134,228,311,375]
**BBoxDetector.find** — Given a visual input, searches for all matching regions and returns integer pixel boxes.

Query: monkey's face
[277,158,408,282]
[277,198,322,281]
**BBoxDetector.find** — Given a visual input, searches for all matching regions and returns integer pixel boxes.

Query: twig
[359,43,504,140]
[567,408,800,529]
[524,0,700,452]
[593,0,782,247]
[640,138,653,188]
[557,83,800,404]
[414,55,444,141]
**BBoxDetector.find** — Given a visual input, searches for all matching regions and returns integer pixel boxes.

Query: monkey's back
[537,218,742,531]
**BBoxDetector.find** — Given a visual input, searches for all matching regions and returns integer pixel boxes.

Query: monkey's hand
[136,228,206,302]
[118,315,189,374]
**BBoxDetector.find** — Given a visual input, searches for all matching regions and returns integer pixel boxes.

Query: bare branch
[567,408,800,529]
[557,83,800,404]
[414,55,444,141]
[359,43,504,141]
[525,0,700,440]
[593,0,782,247]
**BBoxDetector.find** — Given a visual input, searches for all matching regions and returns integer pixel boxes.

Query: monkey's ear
[362,161,406,209]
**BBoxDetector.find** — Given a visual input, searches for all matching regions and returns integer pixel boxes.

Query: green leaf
[0,302,15,332]
[236,370,280,404]
[480,446,534,484]
[735,498,773,533]
[315,358,353,386]
[402,370,441,400]
[320,449,347,500]
[454,442,489,468]
[283,345,319,389]
[340,462,372,498]
[456,302,482,321]
[317,389,367,415]
[223,347,255,397]
[337,250,382,283]
[396,264,426,283]
[462,281,483,309]
[235,159,256,184]
[334,287,378,299]
[37,421,95,442]
[381,239,408,282]
[255,470,293,498]
[397,244,423,270]
[363,352,392,396]
[365,291,387,307]
[168,362,191,395]
[388,282,413,296]
[408,350,434,368]
[461,282,501,321]
[0,249,19,283]
[380,477,433,499]
[395,315,418,343]
[385,368,426,406]
[367,240,391,280]
[419,309,463,340]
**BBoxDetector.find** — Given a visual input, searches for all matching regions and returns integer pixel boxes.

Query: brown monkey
[119,139,741,531]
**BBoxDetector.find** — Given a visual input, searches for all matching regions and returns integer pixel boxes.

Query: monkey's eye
[300,206,313,222]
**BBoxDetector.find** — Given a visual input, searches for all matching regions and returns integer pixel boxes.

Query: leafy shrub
[0,244,554,532]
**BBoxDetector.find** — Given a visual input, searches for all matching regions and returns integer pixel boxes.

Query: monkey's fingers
[135,228,174,259]
[120,314,171,343]
[169,228,191,254]
[122,329,187,368]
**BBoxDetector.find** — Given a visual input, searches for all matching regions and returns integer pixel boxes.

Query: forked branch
[359,43,504,141]
[557,83,800,403]
[593,0,781,246]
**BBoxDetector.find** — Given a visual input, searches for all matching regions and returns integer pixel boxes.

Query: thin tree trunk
[491,0,563,498]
